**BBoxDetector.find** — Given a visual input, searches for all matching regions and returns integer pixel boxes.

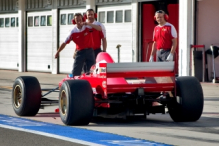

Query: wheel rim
[13,85,22,108]
[60,90,67,115]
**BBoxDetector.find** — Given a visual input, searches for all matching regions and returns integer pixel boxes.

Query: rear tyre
[12,76,41,116]
[59,80,94,125]
[168,76,204,122]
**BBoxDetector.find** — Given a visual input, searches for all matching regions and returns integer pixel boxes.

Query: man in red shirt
[83,9,107,72]
[86,9,107,57]
[55,13,102,76]
[149,10,177,62]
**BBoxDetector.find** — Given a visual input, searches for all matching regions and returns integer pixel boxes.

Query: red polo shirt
[153,22,177,50]
[91,21,106,50]
[64,25,94,50]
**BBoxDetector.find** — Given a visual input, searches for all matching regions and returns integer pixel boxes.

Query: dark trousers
[72,48,95,76]
[83,48,102,73]
[94,48,102,58]
[157,49,171,62]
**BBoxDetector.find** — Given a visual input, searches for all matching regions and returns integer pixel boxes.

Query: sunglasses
[155,10,165,14]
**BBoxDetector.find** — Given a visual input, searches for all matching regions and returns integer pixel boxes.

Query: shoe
[68,74,73,78]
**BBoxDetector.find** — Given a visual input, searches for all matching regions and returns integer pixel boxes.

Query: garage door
[0,13,19,70]
[97,4,132,62]
[27,11,53,72]
[59,8,86,74]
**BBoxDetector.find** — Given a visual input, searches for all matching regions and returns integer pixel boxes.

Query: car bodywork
[12,52,204,125]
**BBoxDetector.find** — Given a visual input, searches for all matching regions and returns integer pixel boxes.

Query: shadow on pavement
[35,113,60,118]
[88,115,219,128]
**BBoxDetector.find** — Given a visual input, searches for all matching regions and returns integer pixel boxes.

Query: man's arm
[150,28,157,56]
[55,43,66,58]
[170,38,177,54]
[149,41,157,62]
[100,23,107,52]
[84,22,102,31]
[151,41,157,56]
[102,38,107,52]
[166,38,177,61]
[73,48,77,59]
[170,24,177,54]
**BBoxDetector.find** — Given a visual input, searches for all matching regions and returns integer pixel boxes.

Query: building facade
[0,0,218,81]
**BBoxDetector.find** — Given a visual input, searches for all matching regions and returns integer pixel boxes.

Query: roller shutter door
[27,11,53,72]
[97,4,132,62]
[0,13,19,70]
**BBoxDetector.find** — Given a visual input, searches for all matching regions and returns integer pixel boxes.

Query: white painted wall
[196,0,219,49]
[196,0,219,81]
[132,0,138,62]
[178,0,195,76]
[86,0,95,11]
[18,0,26,72]
[51,9,58,74]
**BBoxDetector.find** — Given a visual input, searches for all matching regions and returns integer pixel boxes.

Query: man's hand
[73,50,77,59]
[149,56,154,62]
[55,52,59,59]
[82,22,88,25]
[55,43,66,59]
[166,53,174,61]
[84,22,102,31]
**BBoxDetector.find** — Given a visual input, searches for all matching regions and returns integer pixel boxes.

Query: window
[47,15,52,26]
[34,16,39,26]
[16,17,19,27]
[107,11,114,23]
[116,10,123,23]
[11,17,15,27]
[0,18,4,27]
[125,10,131,22]
[68,13,73,25]
[99,12,105,23]
[28,17,33,27]
[40,16,46,26]
[5,18,10,27]
[61,14,66,25]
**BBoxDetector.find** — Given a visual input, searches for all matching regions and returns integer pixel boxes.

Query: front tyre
[12,76,41,116]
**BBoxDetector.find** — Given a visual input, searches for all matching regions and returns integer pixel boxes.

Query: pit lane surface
[0,70,219,146]
[0,126,86,146]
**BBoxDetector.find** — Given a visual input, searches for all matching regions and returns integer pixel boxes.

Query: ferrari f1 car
[12,52,204,125]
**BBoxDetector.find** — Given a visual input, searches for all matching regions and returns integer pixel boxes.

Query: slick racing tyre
[12,76,41,116]
[168,76,204,122]
[59,80,94,125]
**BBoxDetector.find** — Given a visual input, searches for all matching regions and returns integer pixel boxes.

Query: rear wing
[100,62,176,94]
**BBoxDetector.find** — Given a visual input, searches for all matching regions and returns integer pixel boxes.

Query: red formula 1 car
[12,52,204,125]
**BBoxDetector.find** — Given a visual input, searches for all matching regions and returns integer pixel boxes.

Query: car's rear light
[99,67,106,73]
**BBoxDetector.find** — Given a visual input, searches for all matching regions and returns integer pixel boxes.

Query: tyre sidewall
[168,76,204,122]
[12,76,41,116]
[59,81,70,123]
[12,78,26,115]
[59,80,94,125]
